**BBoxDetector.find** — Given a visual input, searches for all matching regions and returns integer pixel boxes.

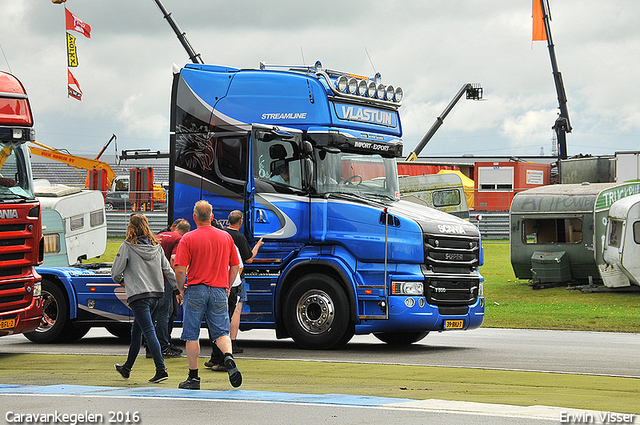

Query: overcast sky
[1,0,639,162]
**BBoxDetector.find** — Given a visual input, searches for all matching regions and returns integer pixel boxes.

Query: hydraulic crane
[405,83,483,161]
[538,0,571,160]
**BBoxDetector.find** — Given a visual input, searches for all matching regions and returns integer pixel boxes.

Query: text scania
[340,106,393,126]
[438,224,467,234]
[0,209,18,219]
[261,112,307,120]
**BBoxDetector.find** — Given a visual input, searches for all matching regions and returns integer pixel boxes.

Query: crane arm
[152,0,204,64]
[539,0,571,160]
[28,141,116,187]
[405,84,482,161]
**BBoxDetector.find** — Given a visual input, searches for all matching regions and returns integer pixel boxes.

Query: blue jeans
[181,285,229,342]
[154,281,174,350]
[124,297,165,371]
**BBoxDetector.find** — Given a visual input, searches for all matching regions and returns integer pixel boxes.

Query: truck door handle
[256,209,268,223]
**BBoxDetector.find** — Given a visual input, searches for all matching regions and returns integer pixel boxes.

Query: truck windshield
[0,142,35,201]
[316,150,399,201]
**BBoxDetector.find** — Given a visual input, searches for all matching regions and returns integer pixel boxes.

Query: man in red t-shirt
[174,200,241,390]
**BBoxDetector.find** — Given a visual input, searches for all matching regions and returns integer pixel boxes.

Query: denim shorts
[238,279,247,303]
[181,284,229,341]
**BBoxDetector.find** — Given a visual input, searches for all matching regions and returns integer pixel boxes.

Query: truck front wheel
[373,331,429,345]
[24,280,70,343]
[284,274,353,349]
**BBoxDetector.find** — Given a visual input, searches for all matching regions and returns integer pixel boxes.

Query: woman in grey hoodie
[111,214,179,383]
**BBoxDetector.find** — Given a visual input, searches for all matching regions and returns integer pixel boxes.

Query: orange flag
[532,0,546,41]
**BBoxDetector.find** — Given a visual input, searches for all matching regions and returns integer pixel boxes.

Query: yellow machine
[28,141,165,210]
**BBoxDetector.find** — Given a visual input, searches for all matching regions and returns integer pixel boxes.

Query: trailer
[510,181,640,287]
[602,193,640,288]
[399,172,469,219]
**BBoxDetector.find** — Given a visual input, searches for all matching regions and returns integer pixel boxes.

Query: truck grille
[425,279,479,305]
[424,235,479,274]
[423,234,480,306]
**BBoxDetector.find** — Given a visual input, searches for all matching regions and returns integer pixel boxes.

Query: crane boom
[28,141,116,187]
[152,0,204,64]
[405,83,482,161]
[540,0,571,160]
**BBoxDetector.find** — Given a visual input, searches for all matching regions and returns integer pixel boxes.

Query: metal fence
[470,212,510,240]
[106,211,169,238]
[106,210,511,239]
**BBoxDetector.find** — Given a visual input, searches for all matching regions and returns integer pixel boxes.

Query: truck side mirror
[302,141,313,157]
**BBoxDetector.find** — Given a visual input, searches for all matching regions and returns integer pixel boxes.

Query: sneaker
[178,376,201,390]
[210,364,227,372]
[162,347,182,358]
[224,354,242,388]
[204,356,221,368]
[168,344,183,354]
[232,340,243,354]
[149,369,168,383]
[114,364,130,379]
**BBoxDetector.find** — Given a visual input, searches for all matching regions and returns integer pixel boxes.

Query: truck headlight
[33,281,41,297]
[478,281,484,297]
[392,281,424,296]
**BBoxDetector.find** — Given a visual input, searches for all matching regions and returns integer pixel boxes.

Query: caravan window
[69,215,84,231]
[634,221,640,244]
[90,210,104,227]
[523,218,582,244]
[608,220,623,248]
[432,189,461,207]
[43,234,60,254]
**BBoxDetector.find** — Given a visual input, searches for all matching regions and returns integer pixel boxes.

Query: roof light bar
[328,73,403,105]
[259,60,403,106]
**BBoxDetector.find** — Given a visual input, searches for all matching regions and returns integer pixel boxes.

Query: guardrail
[106,211,169,237]
[106,210,511,240]
[470,212,510,240]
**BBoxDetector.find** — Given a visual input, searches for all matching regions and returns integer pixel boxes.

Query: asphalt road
[2,327,638,425]
[2,327,639,377]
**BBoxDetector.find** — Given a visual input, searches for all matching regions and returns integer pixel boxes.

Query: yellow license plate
[445,320,464,329]
[0,318,16,330]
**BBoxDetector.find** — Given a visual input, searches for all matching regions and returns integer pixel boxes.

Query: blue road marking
[0,384,416,407]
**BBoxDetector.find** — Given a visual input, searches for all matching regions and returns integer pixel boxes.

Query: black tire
[24,280,70,343]
[105,323,132,340]
[283,273,353,349]
[62,324,90,343]
[105,203,114,211]
[373,331,429,345]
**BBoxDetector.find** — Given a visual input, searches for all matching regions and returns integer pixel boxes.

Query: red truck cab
[0,71,43,337]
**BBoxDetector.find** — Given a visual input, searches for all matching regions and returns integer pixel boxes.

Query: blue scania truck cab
[169,61,484,349]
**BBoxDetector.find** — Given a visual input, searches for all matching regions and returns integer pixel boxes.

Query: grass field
[15,239,639,414]
[93,238,640,333]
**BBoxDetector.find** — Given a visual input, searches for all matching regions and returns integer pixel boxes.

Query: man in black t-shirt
[205,210,263,369]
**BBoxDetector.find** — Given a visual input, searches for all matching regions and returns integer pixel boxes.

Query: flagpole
[64,6,68,99]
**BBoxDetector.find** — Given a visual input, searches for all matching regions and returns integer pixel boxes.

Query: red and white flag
[67,69,83,101]
[65,7,91,38]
